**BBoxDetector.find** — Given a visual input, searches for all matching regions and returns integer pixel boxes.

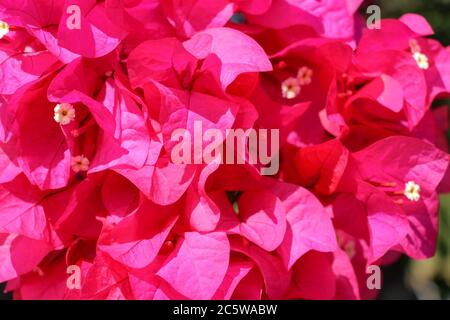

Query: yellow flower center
[344,241,356,259]
[413,52,429,70]
[71,155,90,173]
[297,66,313,85]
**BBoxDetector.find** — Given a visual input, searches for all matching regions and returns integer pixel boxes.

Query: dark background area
[0,282,11,300]
[375,0,450,300]
[377,0,450,44]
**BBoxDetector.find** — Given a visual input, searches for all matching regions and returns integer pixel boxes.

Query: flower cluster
[0,0,449,300]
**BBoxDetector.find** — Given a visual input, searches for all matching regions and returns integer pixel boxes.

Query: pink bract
[0,1,449,300]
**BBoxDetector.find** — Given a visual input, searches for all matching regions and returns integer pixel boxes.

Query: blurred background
[1,0,449,301]
[373,0,450,300]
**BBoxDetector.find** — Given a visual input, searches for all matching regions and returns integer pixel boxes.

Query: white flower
[281,77,301,99]
[54,103,76,125]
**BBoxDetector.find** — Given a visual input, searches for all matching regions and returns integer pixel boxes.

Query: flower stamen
[386,190,405,196]
[404,181,421,202]
[54,103,76,125]
[71,155,90,173]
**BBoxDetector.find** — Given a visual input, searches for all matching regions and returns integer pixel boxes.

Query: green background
[376,0,450,300]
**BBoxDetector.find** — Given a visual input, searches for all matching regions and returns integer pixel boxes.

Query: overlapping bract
[0,0,449,300]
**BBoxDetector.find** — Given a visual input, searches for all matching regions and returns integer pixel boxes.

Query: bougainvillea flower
[157,231,230,300]
[98,196,179,269]
[230,236,291,299]
[160,0,274,39]
[321,15,450,148]
[47,56,156,182]
[41,172,107,243]
[0,174,47,239]
[0,233,53,283]
[351,137,448,259]
[4,76,72,190]
[275,182,338,268]
[57,0,127,58]
[0,145,21,183]
[198,164,337,267]
[0,2,449,301]
[126,29,270,204]
[294,139,349,195]
[161,0,234,38]
[283,251,337,300]
[128,31,269,156]
[232,0,363,55]
[333,137,449,262]
[183,27,273,90]
[0,29,60,95]
[253,38,353,148]
[0,0,80,63]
